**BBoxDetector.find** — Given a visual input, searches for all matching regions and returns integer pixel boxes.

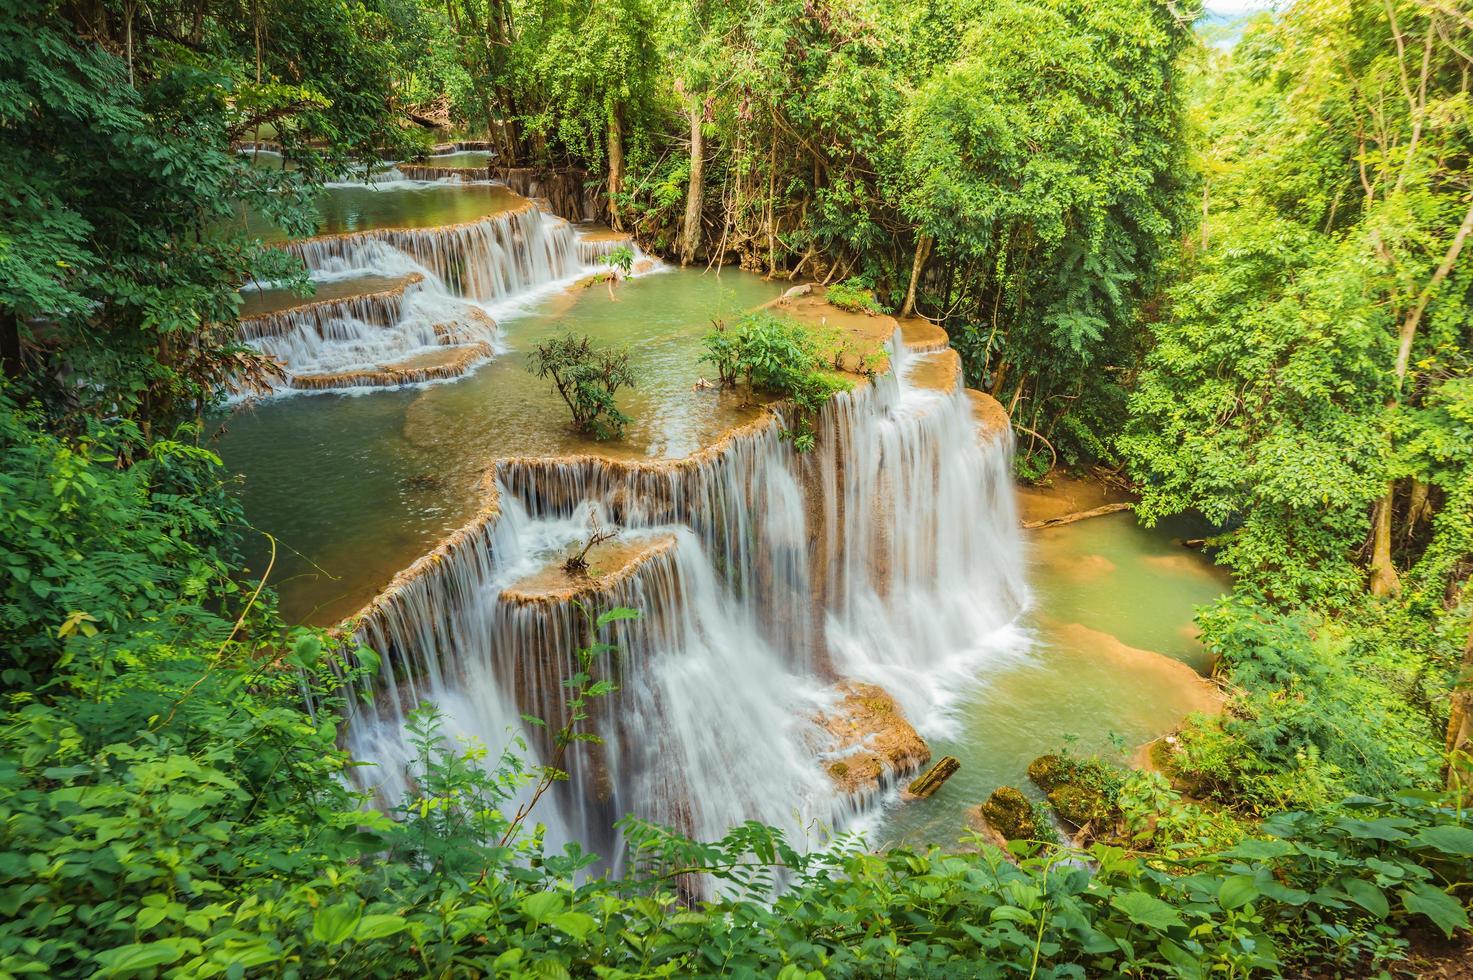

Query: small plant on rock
[826,277,888,315]
[564,520,617,577]
[699,318,742,387]
[699,311,851,452]
[601,244,636,299]
[529,333,637,440]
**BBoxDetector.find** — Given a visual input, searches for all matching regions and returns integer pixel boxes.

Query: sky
[1202,0,1276,13]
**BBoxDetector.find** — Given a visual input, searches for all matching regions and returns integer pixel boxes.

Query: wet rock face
[814,682,930,797]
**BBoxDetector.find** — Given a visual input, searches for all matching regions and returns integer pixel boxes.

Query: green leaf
[94,941,185,976]
[596,607,641,628]
[1221,838,1296,860]
[290,633,322,669]
[530,959,572,980]
[1343,878,1388,919]
[1414,825,1473,856]
[1216,875,1259,910]
[1401,883,1469,938]
[312,902,361,945]
[521,890,566,924]
[1110,891,1185,932]
[551,911,596,939]
[354,914,407,941]
[356,646,381,676]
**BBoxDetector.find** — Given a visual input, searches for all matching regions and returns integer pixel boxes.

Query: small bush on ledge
[699,311,851,452]
[529,333,637,440]
[825,277,889,315]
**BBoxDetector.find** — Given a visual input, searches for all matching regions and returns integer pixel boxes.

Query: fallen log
[1022,502,1133,530]
[905,756,960,799]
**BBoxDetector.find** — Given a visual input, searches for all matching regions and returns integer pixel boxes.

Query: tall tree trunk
[680,93,704,266]
[607,107,624,231]
[899,234,932,319]
[1404,478,1432,538]
[1369,492,1400,596]
[1447,624,1473,791]
[1369,197,1473,596]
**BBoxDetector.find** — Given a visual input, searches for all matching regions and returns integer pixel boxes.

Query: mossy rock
[1048,785,1111,827]
[1026,754,1072,792]
[980,786,1045,841]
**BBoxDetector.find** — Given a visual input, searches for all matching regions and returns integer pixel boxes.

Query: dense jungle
[3,0,1473,976]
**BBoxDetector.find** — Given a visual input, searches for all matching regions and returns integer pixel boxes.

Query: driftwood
[905,756,960,799]
[1022,502,1133,530]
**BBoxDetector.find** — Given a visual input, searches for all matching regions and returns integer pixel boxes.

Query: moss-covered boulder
[1048,784,1111,827]
[1027,752,1125,837]
[1026,754,1072,792]
[980,786,1047,842]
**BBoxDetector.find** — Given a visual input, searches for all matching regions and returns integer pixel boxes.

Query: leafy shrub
[528,333,637,440]
[698,312,851,452]
[1163,597,1446,812]
[603,243,636,276]
[698,318,742,387]
[825,277,888,315]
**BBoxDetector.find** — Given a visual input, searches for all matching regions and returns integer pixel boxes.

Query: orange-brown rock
[814,682,930,796]
[966,388,1010,441]
[898,316,950,354]
[909,348,963,395]
[501,534,677,607]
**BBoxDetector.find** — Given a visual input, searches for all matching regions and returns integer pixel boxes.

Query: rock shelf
[813,682,931,797]
[289,341,493,391]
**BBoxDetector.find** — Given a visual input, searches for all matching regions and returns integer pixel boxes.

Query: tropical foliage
[1,0,1471,976]
[529,333,638,440]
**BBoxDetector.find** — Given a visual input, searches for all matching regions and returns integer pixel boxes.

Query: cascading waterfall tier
[238,191,608,392]
[287,203,579,303]
[339,309,1029,870]
[240,274,422,342]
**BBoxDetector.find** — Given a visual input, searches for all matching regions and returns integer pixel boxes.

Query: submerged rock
[814,682,930,797]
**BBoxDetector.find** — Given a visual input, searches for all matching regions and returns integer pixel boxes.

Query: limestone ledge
[501,534,678,606]
[240,274,424,339]
[909,347,963,396]
[898,316,950,354]
[289,341,493,391]
[349,471,503,633]
[396,164,490,182]
[284,196,539,252]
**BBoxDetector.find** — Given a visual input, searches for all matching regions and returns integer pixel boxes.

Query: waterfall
[343,338,1030,864]
[287,204,579,303]
[240,276,419,342]
[817,353,1031,731]
[238,199,604,390]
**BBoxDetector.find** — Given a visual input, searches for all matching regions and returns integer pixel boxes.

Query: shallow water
[862,509,1228,849]
[234,181,522,242]
[425,151,493,167]
[216,268,785,624]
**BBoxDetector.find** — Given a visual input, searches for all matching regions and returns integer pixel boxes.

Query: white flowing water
[240,194,656,388]
[343,340,1031,867]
